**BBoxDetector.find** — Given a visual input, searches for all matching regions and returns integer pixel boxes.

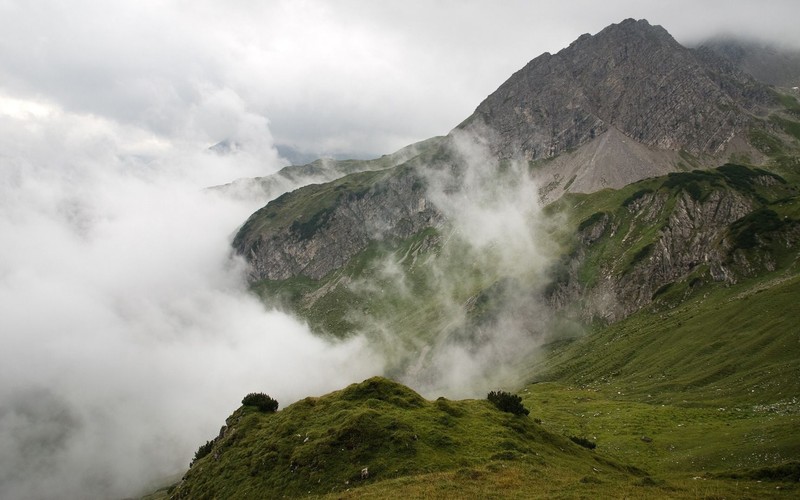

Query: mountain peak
[461,18,768,164]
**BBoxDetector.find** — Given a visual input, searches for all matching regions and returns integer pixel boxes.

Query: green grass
[750,128,786,156]
[523,271,800,480]
[171,378,644,499]
[774,91,800,114]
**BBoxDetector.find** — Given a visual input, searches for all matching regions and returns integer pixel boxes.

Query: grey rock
[461,19,771,163]
[236,168,445,281]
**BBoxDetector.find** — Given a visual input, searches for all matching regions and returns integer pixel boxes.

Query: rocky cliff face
[548,166,799,323]
[234,167,444,281]
[462,19,773,162]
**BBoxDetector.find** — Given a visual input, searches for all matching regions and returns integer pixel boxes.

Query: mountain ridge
[233,18,799,289]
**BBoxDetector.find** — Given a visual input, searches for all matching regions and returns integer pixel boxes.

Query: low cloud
[0,96,381,499]
[343,127,567,399]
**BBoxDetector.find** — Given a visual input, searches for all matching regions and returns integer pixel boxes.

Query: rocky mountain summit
[464,19,773,160]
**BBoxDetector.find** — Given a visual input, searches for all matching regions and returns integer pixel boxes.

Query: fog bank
[0,96,381,499]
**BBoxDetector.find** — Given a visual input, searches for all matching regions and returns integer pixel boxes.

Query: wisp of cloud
[0,96,381,499]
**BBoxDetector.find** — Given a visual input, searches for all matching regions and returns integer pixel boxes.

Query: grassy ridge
[171,378,644,499]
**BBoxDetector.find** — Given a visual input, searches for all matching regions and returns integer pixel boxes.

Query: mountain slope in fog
[160,18,800,500]
[698,36,800,88]
[232,18,800,328]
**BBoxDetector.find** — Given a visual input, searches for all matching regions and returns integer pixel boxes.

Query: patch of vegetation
[487,390,530,416]
[569,436,597,450]
[715,461,800,482]
[190,440,214,467]
[621,188,654,208]
[630,243,654,266]
[771,115,800,141]
[661,170,720,201]
[774,90,800,113]
[749,128,785,156]
[577,211,607,232]
[718,163,786,192]
[290,207,335,240]
[241,392,279,413]
[651,281,673,299]
[728,208,787,250]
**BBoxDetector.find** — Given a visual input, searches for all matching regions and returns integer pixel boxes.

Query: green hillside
[169,378,647,499]
[525,270,800,478]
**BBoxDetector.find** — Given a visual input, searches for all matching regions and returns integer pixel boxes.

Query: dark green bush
[487,390,529,416]
[729,208,786,249]
[621,188,654,208]
[242,392,279,413]
[577,211,607,232]
[191,440,214,467]
[631,243,654,265]
[569,435,597,449]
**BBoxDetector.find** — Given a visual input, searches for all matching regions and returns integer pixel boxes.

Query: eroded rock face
[463,18,769,161]
[235,169,445,281]
[616,190,752,315]
[550,187,771,323]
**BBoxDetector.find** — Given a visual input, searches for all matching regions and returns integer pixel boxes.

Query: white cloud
[0,96,381,499]
[3,1,796,159]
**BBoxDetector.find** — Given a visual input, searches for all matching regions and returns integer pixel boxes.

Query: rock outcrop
[548,167,799,322]
[234,168,444,281]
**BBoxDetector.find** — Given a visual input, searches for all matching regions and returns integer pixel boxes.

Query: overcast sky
[1,1,800,498]
[1,0,799,160]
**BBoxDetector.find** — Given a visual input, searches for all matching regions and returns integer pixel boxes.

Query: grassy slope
[171,378,646,499]
[519,269,800,494]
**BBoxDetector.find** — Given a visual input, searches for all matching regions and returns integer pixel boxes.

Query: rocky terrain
[462,19,774,162]
[547,165,800,322]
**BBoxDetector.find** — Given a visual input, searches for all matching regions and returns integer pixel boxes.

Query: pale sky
[1,0,798,160]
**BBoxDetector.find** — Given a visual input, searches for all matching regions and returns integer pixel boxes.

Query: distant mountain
[274,144,379,165]
[698,37,800,88]
[211,136,443,203]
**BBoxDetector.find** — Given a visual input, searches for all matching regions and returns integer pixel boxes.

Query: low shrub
[487,390,529,416]
[191,440,214,467]
[569,435,597,449]
[242,393,279,413]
